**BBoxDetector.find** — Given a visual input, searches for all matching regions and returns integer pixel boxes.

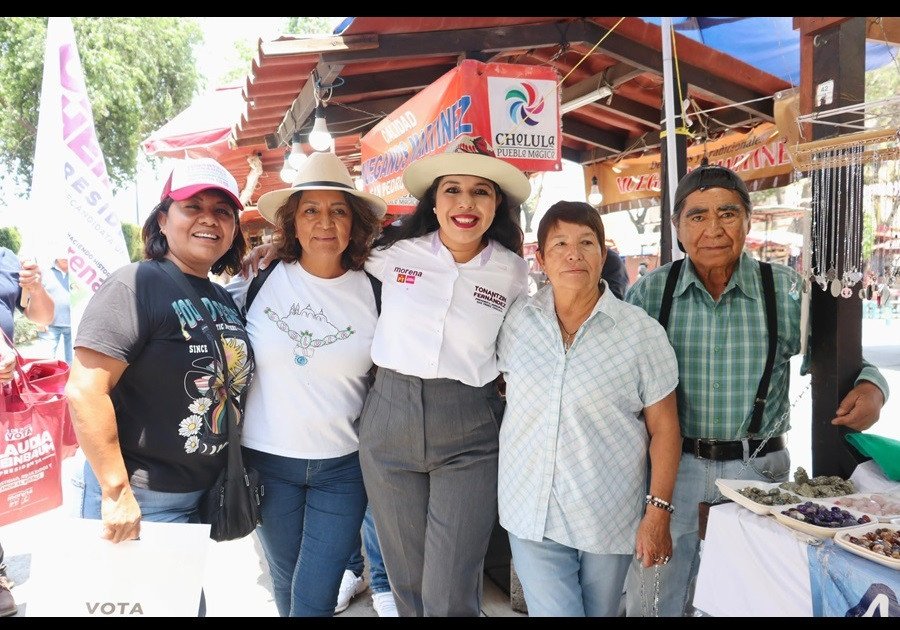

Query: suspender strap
[365,271,382,315]
[658,258,683,331]
[658,259,778,436]
[749,262,777,435]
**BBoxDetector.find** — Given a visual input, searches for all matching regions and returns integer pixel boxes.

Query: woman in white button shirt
[496,201,682,616]
[359,135,531,616]
[226,152,386,616]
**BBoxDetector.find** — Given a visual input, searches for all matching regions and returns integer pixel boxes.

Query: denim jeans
[80,460,206,522]
[245,448,367,617]
[508,533,631,616]
[346,505,390,594]
[41,325,72,365]
[624,448,790,616]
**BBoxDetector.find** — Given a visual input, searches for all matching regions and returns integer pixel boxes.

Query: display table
[694,502,900,617]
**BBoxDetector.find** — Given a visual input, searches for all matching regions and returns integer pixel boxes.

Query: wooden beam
[336,65,453,98]
[272,61,343,148]
[592,96,661,130]
[793,17,852,36]
[561,146,585,164]
[259,33,379,58]
[561,118,625,153]
[321,22,584,64]
[578,22,776,121]
[866,17,900,46]
[806,17,867,478]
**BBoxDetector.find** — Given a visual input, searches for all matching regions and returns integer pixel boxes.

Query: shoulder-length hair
[377,177,524,255]
[142,196,247,275]
[271,190,381,271]
[536,201,607,255]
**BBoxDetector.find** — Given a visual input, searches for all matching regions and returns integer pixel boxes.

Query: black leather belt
[682,435,786,461]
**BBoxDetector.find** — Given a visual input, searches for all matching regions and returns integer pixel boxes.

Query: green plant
[0,226,22,253]
[13,311,39,345]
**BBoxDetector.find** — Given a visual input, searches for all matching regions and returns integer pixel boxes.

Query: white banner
[28,17,129,333]
[28,518,210,617]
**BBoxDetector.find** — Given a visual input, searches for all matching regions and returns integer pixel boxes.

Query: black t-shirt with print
[76,260,254,493]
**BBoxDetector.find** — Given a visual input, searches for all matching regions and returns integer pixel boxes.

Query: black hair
[536,201,607,255]
[377,176,524,255]
[142,195,247,275]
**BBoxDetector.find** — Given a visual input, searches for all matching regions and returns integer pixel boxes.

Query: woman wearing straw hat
[242,138,531,616]
[225,151,385,617]
[358,135,531,616]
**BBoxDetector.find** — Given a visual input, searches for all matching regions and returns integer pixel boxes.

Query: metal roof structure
[208,17,794,208]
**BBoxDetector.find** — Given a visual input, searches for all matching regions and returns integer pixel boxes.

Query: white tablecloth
[694,461,900,617]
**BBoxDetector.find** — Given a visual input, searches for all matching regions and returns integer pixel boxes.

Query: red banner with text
[587,123,794,211]
[360,60,561,214]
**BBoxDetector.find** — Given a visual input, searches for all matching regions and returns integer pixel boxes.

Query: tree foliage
[120,222,143,262]
[0,17,203,193]
[283,17,340,35]
[0,226,22,253]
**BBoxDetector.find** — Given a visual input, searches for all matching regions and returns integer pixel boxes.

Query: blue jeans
[41,325,72,365]
[508,533,631,616]
[624,448,790,616]
[80,460,206,522]
[245,448,367,617]
[346,505,390,594]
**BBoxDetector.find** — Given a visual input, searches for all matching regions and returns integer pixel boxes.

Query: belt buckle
[694,438,713,459]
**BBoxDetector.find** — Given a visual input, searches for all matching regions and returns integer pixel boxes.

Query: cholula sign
[360,60,561,213]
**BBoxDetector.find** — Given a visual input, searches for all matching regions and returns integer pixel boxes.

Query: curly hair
[142,196,247,275]
[377,176,524,255]
[271,190,381,271]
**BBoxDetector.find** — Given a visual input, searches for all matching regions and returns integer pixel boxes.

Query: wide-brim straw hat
[402,135,531,207]
[257,151,387,225]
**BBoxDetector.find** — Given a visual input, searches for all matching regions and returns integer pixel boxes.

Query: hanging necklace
[555,310,579,352]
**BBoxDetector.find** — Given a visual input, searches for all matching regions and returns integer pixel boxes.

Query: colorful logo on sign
[506,83,545,126]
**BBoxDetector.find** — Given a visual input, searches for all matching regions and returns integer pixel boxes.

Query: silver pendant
[830,278,842,297]
[840,286,852,298]
[859,288,867,300]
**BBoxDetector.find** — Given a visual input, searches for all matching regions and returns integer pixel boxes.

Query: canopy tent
[140,86,245,160]
[639,17,897,84]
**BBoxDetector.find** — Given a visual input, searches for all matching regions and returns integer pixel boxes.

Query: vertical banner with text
[29,17,129,334]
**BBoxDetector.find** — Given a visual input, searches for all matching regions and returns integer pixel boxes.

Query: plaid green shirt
[626,252,889,440]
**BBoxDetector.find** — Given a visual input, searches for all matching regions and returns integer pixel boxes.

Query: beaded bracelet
[645,494,675,514]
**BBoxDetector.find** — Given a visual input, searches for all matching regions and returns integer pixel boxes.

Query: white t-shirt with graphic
[365,231,529,387]
[228,261,378,459]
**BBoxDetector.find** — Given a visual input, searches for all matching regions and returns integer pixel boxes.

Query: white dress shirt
[366,231,529,387]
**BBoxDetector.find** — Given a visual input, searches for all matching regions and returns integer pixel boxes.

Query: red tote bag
[0,335,76,526]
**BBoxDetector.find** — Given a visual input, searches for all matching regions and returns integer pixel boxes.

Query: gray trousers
[359,368,500,617]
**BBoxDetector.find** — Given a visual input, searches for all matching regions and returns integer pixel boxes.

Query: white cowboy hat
[402,135,531,206]
[257,151,387,224]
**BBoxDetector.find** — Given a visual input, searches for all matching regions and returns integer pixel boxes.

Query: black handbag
[159,260,262,541]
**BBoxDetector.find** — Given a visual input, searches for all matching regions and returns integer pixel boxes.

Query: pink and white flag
[28,16,129,332]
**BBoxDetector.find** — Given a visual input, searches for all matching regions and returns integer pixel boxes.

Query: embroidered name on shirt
[473,285,507,312]
[394,266,423,284]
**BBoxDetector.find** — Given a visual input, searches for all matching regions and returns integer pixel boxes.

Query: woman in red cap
[66,158,254,547]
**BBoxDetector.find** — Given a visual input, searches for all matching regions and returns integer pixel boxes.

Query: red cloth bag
[0,337,75,526]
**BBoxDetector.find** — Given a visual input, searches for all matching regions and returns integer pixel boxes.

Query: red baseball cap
[160,158,243,210]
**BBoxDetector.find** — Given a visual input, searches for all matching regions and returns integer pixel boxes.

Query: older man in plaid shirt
[623,163,889,617]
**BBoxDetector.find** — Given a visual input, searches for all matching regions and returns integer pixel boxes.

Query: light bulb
[308,106,332,152]
[280,150,296,183]
[588,176,603,206]
[288,135,307,170]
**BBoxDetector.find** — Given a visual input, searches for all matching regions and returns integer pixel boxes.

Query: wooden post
[796,17,867,477]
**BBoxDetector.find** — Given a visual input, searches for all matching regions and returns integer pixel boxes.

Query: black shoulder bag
[160,260,262,542]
